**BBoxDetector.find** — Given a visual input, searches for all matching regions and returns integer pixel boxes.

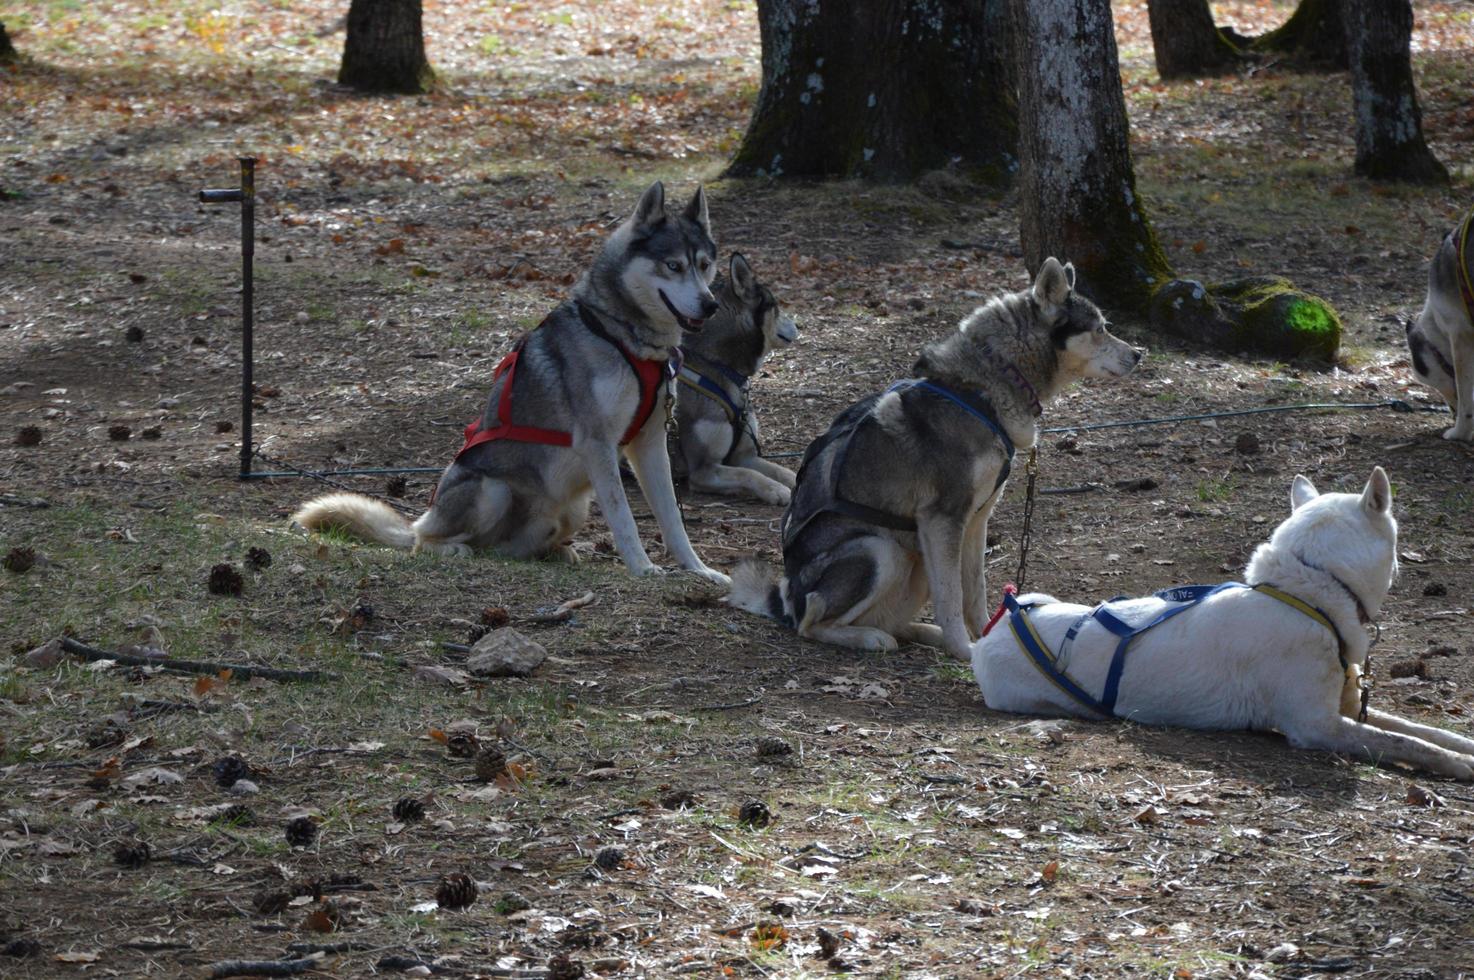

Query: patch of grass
[1196,476,1236,502]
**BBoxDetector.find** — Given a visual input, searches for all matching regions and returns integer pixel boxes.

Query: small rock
[140,426,162,440]
[21,639,63,669]
[1265,942,1300,964]
[660,789,696,810]
[467,628,546,678]
[228,778,260,796]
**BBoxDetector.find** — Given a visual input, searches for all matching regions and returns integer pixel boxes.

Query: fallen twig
[376,955,546,977]
[60,638,337,683]
[1039,484,1103,495]
[206,952,324,978]
[694,696,762,712]
[529,591,596,624]
[0,494,49,508]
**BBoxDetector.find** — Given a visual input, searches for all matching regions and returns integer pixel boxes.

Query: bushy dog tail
[291,493,416,550]
[727,557,793,627]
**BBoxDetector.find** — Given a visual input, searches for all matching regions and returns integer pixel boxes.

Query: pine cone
[85,722,127,749]
[547,953,585,980]
[392,797,425,822]
[207,563,243,597]
[3,547,36,574]
[108,424,132,441]
[755,736,793,758]
[738,800,771,829]
[245,546,272,571]
[252,889,291,915]
[214,419,234,434]
[384,475,408,498]
[212,755,252,788]
[15,426,42,447]
[660,789,697,810]
[473,747,507,783]
[817,926,842,959]
[592,845,624,871]
[480,606,510,628]
[124,325,145,342]
[113,839,152,869]
[284,816,318,847]
[1,937,42,958]
[435,872,478,910]
[445,731,480,759]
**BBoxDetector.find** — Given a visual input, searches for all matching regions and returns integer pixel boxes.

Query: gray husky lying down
[729,259,1142,662]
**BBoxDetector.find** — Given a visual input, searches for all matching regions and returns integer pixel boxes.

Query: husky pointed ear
[631,181,666,229]
[1290,474,1318,511]
[1361,465,1392,514]
[683,185,712,238]
[729,252,757,300]
[1063,261,1077,291]
[1033,257,1071,308]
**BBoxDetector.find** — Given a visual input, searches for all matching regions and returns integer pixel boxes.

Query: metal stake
[198,157,255,480]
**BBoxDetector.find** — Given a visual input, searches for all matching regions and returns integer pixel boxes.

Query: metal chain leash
[1014,446,1039,591]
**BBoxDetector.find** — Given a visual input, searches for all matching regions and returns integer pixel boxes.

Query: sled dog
[674,253,798,506]
[294,182,728,584]
[728,258,1142,662]
[974,466,1474,781]
[1407,209,1474,441]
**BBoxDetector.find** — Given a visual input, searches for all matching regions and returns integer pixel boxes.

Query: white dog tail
[727,557,793,627]
[292,493,416,550]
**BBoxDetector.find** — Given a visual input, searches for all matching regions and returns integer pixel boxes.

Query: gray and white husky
[1406,210,1474,441]
[675,253,798,506]
[294,181,729,585]
[728,258,1142,662]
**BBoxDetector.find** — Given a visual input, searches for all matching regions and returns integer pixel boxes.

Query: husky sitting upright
[675,253,798,506]
[294,182,728,585]
[1406,209,1474,441]
[729,258,1141,662]
[974,467,1474,782]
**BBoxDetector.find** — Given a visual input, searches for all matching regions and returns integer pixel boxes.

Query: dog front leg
[742,455,798,489]
[1444,328,1474,440]
[961,508,991,639]
[579,439,657,576]
[690,463,791,506]
[916,512,971,663]
[625,420,729,586]
[1359,707,1474,758]
[1283,714,1474,781]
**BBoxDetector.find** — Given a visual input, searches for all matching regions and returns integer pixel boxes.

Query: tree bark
[1250,0,1346,70]
[726,0,1016,182]
[1147,0,1242,79]
[1009,0,1169,313]
[338,0,434,95]
[1344,0,1447,184]
[0,21,17,62]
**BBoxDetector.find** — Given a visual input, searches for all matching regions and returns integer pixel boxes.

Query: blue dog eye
[666,260,681,273]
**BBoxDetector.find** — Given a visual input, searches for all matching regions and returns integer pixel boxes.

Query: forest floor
[3,1,1474,977]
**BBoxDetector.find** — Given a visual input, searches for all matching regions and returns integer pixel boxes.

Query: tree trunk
[726,0,1016,182]
[0,21,16,62]
[1009,0,1169,313]
[1147,0,1242,79]
[1250,0,1346,70]
[338,0,434,95]
[1344,0,1446,184]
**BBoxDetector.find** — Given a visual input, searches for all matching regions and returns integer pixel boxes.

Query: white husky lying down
[973,466,1474,781]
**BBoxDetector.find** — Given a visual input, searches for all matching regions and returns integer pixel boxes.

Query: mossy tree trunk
[0,21,17,62]
[1147,0,1242,79]
[726,0,1016,182]
[1250,0,1346,70]
[1344,0,1447,184]
[339,0,434,95]
[1009,0,1169,314]
[1012,0,1343,362]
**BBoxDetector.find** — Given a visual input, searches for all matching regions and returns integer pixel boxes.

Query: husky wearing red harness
[293,182,729,585]
[674,253,799,506]
[728,259,1140,662]
[1406,209,1474,441]
[974,466,1474,781]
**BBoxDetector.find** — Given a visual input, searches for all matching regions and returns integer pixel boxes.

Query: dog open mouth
[659,289,705,332]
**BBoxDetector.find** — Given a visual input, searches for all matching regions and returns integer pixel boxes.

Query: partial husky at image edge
[974,466,1474,781]
[729,258,1142,662]
[1406,208,1474,441]
[293,181,729,585]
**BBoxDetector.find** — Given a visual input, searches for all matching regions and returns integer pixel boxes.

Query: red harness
[451,303,675,462]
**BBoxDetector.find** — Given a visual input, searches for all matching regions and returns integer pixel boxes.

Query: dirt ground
[3,1,1474,977]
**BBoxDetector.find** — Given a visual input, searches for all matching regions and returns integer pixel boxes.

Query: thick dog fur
[293,182,728,585]
[729,258,1141,662]
[973,467,1474,781]
[1407,215,1474,440]
[674,253,798,506]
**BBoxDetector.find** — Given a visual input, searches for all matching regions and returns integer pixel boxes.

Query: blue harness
[1001,582,1347,717]
[676,354,756,463]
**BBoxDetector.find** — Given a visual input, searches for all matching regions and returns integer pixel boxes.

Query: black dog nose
[700,298,720,319]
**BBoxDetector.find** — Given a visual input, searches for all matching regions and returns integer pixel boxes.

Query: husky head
[692,253,798,373]
[1250,466,1398,621]
[1033,257,1141,380]
[599,181,719,344]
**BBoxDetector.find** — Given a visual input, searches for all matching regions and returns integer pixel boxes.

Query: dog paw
[760,485,792,507]
[630,563,666,578]
[686,565,731,588]
[852,628,899,652]
[1442,424,1474,441]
